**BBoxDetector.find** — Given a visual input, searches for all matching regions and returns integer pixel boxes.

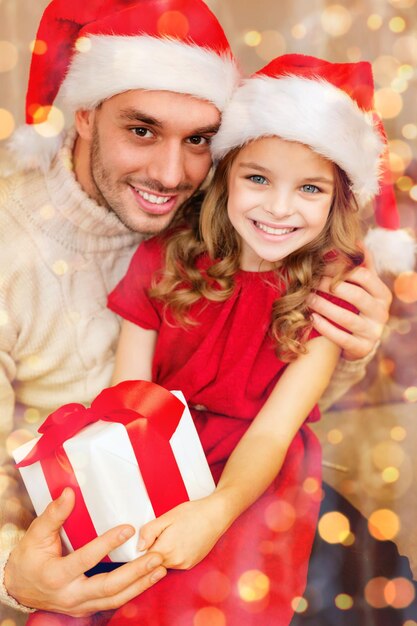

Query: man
[0,0,394,620]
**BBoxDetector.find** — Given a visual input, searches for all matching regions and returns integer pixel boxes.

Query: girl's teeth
[256,222,295,235]
[137,190,170,205]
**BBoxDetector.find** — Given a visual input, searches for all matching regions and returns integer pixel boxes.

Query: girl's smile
[227,136,335,271]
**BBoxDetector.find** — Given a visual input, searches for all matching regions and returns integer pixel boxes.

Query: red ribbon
[17,381,190,561]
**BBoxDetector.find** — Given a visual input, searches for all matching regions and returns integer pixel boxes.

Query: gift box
[13,380,215,563]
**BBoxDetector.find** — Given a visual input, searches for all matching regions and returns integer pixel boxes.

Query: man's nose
[148,141,185,190]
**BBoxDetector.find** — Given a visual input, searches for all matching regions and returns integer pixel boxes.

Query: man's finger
[84,552,165,601]
[80,564,167,614]
[27,488,75,542]
[313,277,387,322]
[63,525,136,578]
[310,313,372,359]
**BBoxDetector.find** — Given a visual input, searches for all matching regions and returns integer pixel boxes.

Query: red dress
[106,237,323,626]
[27,236,324,626]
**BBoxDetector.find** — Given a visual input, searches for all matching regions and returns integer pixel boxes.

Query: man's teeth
[255,222,295,235]
[137,189,171,205]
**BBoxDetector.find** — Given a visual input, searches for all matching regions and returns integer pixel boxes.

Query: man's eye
[301,184,320,193]
[131,127,152,138]
[248,175,267,185]
[187,136,209,146]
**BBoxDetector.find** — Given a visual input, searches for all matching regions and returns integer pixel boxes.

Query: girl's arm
[112,320,157,384]
[139,335,341,569]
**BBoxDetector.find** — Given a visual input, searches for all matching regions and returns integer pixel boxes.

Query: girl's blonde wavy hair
[151,142,364,361]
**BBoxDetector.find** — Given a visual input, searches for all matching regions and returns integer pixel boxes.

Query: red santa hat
[211,54,415,274]
[9,0,240,171]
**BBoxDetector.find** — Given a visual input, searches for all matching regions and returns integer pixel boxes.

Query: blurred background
[0,0,416,619]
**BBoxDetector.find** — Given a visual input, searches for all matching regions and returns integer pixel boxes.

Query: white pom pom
[364,227,416,274]
[7,125,64,171]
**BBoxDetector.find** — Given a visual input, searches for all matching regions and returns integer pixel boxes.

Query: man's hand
[138,496,226,571]
[307,248,392,361]
[4,488,166,616]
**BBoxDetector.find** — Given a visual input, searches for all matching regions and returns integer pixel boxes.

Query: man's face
[75,90,220,234]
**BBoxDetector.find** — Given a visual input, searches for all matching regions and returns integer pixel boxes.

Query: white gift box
[13,389,215,563]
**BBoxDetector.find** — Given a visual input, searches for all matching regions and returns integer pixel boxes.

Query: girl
[106,55,385,625]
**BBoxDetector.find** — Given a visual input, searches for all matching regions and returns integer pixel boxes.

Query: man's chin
[120,209,178,236]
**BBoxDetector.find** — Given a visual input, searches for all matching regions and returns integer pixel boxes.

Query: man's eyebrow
[119,108,162,127]
[118,109,219,135]
[191,124,220,135]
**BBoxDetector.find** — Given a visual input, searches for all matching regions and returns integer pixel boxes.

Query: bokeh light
[291,24,307,39]
[0,109,15,140]
[390,426,407,441]
[382,466,400,483]
[30,39,47,55]
[368,508,400,540]
[327,428,343,444]
[402,123,417,139]
[365,577,389,608]
[318,511,350,544]
[374,88,403,118]
[75,37,92,53]
[264,499,296,532]
[32,105,65,138]
[385,578,416,608]
[291,596,308,613]
[193,607,226,626]
[157,11,189,38]
[0,41,18,72]
[367,14,383,30]
[335,593,354,609]
[52,259,69,276]
[393,272,417,303]
[255,30,286,61]
[198,571,231,603]
[371,441,404,470]
[244,31,262,47]
[237,570,270,602]
[393,35,417,63]
[320,5,352,36]
[404,387,417,402]
[389,16,406,32]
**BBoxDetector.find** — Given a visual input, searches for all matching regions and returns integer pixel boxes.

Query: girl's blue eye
[302,184,320,193]
[249,175,267,185]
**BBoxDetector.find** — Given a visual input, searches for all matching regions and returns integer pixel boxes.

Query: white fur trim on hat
[60,35,240,113]
[364,227,416,274]
[211,75,384,206]
[7,125,64,172]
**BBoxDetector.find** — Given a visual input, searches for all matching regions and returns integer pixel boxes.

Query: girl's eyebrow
[300,176,334,185]
[238,161,273,174]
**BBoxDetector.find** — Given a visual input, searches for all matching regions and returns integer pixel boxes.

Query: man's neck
[72,133,98,201]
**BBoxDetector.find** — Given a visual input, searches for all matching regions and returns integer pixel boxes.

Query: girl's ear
[74,109,96,141]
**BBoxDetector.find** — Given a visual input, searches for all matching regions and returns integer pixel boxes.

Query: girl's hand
[138,495,228,570]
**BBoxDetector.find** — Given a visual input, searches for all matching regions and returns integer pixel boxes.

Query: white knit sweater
[0,130,371,615]
[0,131,141,615]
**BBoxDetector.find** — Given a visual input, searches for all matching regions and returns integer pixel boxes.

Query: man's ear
[74,109,95,140]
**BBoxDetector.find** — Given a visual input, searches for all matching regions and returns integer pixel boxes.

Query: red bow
[18,381,190,561]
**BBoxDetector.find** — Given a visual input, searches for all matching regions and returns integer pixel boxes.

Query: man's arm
[307,248,392,409]
[4,488,166,616]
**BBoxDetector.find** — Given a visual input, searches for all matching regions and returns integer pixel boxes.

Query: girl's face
[227,136,335,271]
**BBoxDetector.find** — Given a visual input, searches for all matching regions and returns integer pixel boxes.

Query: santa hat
[211,54,415,274]
[9,0,240,171]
